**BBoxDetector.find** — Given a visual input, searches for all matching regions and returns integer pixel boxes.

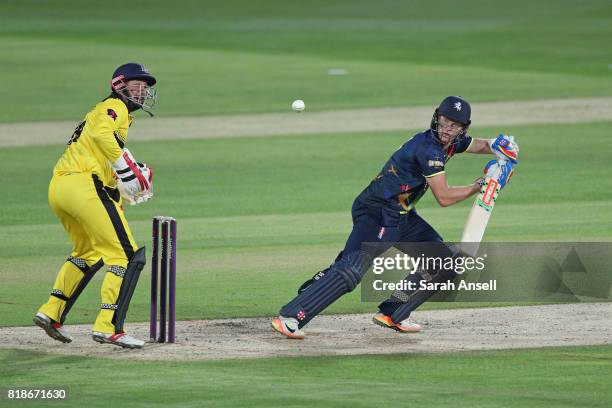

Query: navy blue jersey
[356,129,472,216]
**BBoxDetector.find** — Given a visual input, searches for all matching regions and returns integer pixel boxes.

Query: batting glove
[489,133,519,163]
[484,159,515,188]
[483,159,515,189]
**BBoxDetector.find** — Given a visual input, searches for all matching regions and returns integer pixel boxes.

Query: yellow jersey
[54,97,133,186]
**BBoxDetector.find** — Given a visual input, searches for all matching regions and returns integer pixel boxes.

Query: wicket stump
[150,216,177,343]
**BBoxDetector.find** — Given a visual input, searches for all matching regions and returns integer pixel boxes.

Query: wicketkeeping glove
[489,133,519,163]
[112,148,152,195]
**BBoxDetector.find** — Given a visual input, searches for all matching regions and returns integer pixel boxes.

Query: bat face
[459,163,504,257]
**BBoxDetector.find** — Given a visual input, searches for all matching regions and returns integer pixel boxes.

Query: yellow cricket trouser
[38,173,138,333]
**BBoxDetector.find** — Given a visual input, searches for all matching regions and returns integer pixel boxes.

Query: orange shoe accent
[373,314,421,333]
[272,317,305,340]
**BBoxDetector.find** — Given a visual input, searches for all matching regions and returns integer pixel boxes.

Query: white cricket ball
[291,99,305,112]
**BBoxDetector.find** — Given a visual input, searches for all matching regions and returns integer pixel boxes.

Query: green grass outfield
[1,0,611,406]
[1,0,611,122]
[2,345,612,407]
[1,121,611,326]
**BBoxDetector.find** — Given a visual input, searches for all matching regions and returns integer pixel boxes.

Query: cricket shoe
[33,312,73,343]
[271,316,305,340]
[92,332,145,349]
[372,313,422,333]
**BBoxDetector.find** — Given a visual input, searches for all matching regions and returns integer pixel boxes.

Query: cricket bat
[459,159,506,257]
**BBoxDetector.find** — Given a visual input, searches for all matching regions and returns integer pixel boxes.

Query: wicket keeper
[33,63,157,349]
[273,96,519,339]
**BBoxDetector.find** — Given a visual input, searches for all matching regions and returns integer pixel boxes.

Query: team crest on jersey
[454,102,462,111]
[107,109,117,121]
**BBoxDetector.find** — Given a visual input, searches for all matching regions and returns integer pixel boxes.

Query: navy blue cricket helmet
[110,63,157,115]
[436,96,471,125]
[430,96,471,143]
[112,63,156,86]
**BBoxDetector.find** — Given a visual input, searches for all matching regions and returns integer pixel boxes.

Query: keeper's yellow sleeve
[53,98,134,186]
[89,98,131,163]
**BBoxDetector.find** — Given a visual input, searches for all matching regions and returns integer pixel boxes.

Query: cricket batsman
[272,96,519,339]
[33,63,157,349]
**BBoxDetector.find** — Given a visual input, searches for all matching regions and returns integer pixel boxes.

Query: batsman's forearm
[468,138,494,154]
[435,184,480,207]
